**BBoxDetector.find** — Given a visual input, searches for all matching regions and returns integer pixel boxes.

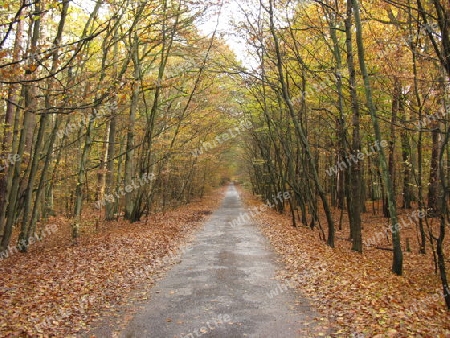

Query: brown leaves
[240,189,450,337]
[0,189,224,336]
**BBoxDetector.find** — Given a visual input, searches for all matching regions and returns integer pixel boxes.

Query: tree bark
[352,0,403,274]
[344,1,362,252]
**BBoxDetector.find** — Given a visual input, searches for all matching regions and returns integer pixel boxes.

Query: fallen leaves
[240,189,450,337]
[0,188,225,336]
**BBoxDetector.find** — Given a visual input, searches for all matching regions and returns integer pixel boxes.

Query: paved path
[94,185,325,337]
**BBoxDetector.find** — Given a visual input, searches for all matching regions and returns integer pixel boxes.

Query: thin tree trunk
[344,1,362,252]
[428,124,441,217]
[327,3,346,215]
[124,34,140,222]
[352,0,402,274]
[105,21,120,221]
[19,0,69,250]
[384,80,400,218]
[266,0,335,247]
[0,13,24,240]
[437,126,450,309]
[1,0,42,250]
[73,112,93,241]
[408,3,426,253]
[400,109,413,210]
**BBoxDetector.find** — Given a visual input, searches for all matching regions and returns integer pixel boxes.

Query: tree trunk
[327,3,346,215]
[0,13,24,241]
[344,1,362,252]
[408,7,426,253]
[105,21,120,221]
[427,124,441,217]
[73,113,93,241]
[124,34,140,222]
[384,79,400,217]
[352,0,402,275]
[266,0,335,247]
[1,0,42,251]
[437,126,450,309]
[19,0,69,250]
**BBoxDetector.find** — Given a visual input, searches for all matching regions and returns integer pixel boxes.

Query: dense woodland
[239,0,450,309]
[0,0,243,244]
[0,0,449,322]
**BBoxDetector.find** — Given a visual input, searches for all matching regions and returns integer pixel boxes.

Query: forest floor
[0,187,226,337]
[0,184,449,337]
[240,189,450,337]
[90,184,331,337]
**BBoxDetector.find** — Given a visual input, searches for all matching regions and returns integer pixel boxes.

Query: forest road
[91,184,329,338]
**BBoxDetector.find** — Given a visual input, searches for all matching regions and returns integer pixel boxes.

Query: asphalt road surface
[94,184,326,338]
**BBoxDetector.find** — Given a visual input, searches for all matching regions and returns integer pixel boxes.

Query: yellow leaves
[24,64,38,73]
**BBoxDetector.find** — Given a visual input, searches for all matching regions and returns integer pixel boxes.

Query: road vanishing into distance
[91,185,329,338]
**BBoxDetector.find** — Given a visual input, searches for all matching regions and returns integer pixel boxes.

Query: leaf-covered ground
[241,189,450,337]
[2,185,449,337]
[0,188,225,337]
